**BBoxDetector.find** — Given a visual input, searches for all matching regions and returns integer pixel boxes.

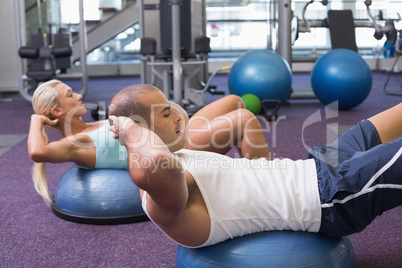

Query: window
[57,0,401,64]
[206,1,271,51]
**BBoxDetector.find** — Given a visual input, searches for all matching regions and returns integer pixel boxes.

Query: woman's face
[54,83,86,119]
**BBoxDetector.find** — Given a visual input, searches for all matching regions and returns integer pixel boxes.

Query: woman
[28,80,269,206]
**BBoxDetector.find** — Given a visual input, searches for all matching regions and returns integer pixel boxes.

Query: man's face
[140,90,187,152]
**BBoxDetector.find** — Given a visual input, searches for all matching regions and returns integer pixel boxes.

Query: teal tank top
[77,120,127,169]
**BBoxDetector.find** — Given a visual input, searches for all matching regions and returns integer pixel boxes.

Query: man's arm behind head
[108,114,190,230]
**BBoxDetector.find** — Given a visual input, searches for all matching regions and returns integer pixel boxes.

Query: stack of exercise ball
[311,49,372,110]
[228,49,292,114]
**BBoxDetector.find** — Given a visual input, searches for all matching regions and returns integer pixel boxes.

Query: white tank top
[142,149,322,248]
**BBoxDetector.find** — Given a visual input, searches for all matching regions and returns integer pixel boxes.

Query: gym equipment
[15,0,88,102]
[327,10,358,52]
[383,41,396,57]
[298,0,328,33]
[18,33,73,83]
[364,0,402,96]
[228,49,292,103]
[91,104,107,121]
[365,0,398,47]
[383,36,401,96]
[52,165,148,225]
[176,231,355,268]
[262,99,282,122]
[139,0,224,111]
[277,0,293,66]
[295,0,400,54]
[228,50,292,120]
[241,94,262,115]
[311,49,372,110]
[297,1,373,52]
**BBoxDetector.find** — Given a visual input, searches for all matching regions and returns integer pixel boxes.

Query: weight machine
[138,0,224,113]
[294,0,400,54]
[364,0,401,96]
[14,0,88,102]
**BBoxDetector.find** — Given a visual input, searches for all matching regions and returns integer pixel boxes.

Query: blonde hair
[31,79,61,206]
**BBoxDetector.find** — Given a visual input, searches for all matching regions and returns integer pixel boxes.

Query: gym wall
[0,0,20,92]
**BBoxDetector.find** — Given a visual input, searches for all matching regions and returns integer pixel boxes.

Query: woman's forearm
[27,115,48,160]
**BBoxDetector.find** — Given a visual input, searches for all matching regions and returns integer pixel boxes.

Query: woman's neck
[58,117,90,137]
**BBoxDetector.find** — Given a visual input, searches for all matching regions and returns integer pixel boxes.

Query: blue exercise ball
[311,49,372,110]
[176,231,355,268]
[228,50,292,103]
[53,166,146,224]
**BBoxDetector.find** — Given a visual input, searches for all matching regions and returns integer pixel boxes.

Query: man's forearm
[124,123,182,191]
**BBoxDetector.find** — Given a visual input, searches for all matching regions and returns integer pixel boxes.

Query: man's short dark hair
[108,84,160,126]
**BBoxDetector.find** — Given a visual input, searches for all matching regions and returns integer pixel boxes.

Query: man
[108,84,402,248]
[108,84,271,159]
